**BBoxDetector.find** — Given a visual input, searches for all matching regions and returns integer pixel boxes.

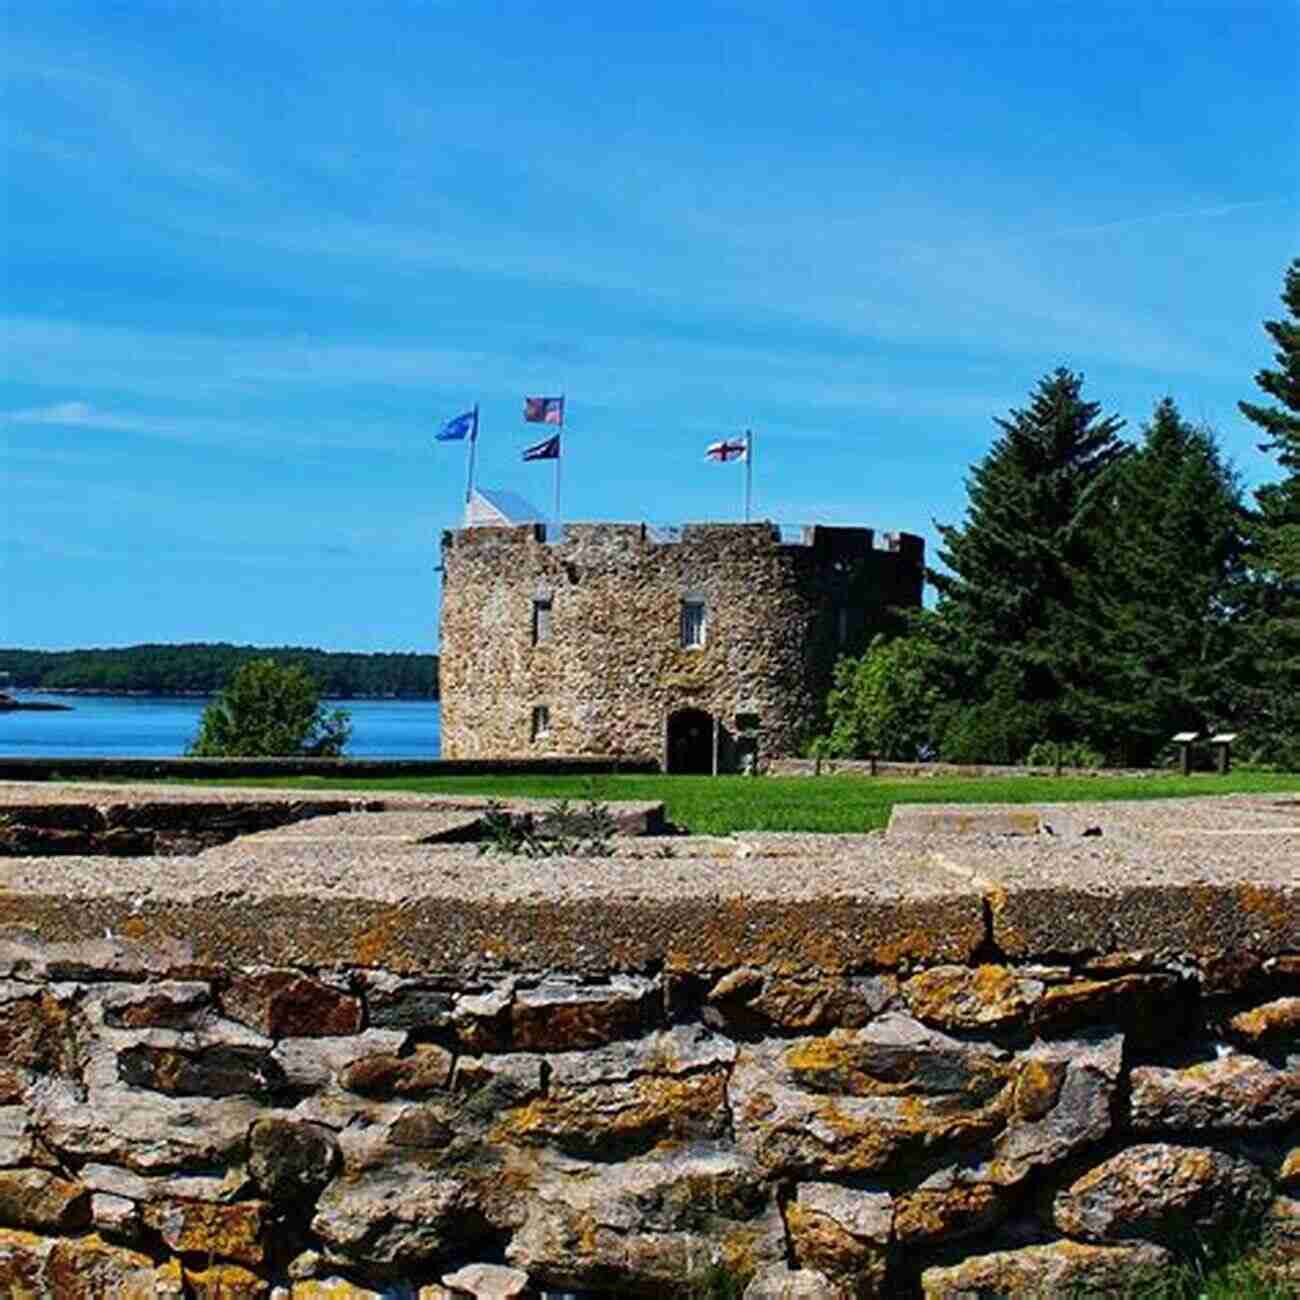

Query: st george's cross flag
[705,438,747,462]
[522,432,561,461]
[524,395,564,425]
[436,409,477,441]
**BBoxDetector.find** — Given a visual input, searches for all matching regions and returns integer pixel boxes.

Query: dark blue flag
[437,410,476,442]
[522,433,561,461]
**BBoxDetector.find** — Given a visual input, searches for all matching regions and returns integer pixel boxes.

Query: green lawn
[179,770,1300,835]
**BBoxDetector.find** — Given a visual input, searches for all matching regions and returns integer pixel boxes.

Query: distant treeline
[0,644,439,699]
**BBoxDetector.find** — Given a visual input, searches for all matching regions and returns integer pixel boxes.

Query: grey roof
[470,488,546,525]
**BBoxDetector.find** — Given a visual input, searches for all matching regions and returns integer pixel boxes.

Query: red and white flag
[705,438,747,462]
[524,395,564,425]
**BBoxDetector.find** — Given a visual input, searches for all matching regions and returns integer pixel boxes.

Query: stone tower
[438,521,924,771]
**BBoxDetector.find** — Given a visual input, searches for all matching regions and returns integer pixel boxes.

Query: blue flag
[437,410,476,442]
[522,433,561,461]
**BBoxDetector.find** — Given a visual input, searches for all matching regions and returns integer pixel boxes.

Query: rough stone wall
[1,936,1296,1298]
[1,786,1295,1297]
[438,522,924,766]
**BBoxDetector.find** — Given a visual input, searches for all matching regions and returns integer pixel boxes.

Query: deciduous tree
[187,658,351,758]
[819,629,944,760]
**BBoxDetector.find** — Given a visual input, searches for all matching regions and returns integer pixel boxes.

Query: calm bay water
[0,692,440,759]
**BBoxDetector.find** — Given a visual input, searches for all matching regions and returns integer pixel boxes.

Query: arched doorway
[666,708,714,774]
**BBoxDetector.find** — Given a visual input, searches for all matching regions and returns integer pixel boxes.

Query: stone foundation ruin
[0,782,1296,1297]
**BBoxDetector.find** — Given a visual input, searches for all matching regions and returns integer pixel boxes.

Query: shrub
[187,658,351,758]
[478,797,616,858]
[818,633,944,760]
[937,694,1049,766]
[1024,739,1106,770]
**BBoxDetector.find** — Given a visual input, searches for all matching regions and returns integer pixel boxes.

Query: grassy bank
[179,770,1299,835]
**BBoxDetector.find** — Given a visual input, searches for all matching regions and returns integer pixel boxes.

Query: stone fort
[438,520,924,770]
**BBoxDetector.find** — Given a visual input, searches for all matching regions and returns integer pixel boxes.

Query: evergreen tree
[1073,398,1247,764]
[1239,258,1300,484]
[1240,255,1300,577]
[930,368,1127,761]
[1239,256,1300,764]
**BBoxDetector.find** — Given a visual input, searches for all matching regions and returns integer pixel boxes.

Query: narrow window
[680,599,706,649]
[532,597,552,645]
[836,606,850,647]
[531,705,550,741]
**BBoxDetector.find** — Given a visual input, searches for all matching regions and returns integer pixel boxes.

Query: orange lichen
[786,1202,888,1294]
[347,909,404,968]
[1229,997,1300,1046]
[182,1261,270,1299]
[1280,1147,1300,1188]
[719,1227,766,1282]
[1012,1058,1066,1121]
[1237,883,1296,939]
[895,1184,1002,1242]
[904,964,1036,1029]
[491,1072,728,1151]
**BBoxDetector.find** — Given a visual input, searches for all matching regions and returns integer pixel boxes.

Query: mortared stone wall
[437,522,925,768]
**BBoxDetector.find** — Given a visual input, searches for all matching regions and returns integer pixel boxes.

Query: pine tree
[1075,398,1247,764]
[1239,256,1300,763]
[930,368,1127,761]
[1240,257,1300,574]
[1240,259,1300,464]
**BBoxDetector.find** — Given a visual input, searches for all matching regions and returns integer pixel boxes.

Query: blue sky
[3,1,1296,653]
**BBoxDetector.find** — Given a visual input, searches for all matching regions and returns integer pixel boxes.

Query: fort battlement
[438,521,924,768]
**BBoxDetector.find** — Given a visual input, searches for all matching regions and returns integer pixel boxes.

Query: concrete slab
[887,796,1300,838]
[926,834,1299,958]
[229,811,486,845]
[0,781,666,836]
[888,807,1043,836]
[1,785,1294,972]
[0,836,985,975]
[877,797,1298,956]
[0,780,384,809]
[731,832,886,857]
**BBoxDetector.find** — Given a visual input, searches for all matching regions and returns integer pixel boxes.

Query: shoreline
[4,687,438,702]
[0,695,73,713]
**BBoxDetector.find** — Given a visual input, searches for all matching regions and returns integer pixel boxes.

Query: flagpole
[744,428,753,522]
[464,404,479,508]
[554,394,564,534]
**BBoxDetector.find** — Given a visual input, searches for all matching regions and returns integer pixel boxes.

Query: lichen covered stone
[920,1239,1170,1299]
[1052,1143,1271,1245]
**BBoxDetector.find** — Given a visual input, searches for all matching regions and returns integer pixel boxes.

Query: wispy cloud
[132,178,1261,388]
[0,319,1022,447]
[2,42,252,192]
[6,400,131,429]
[1048,198,1285,240]
[1,395,394,454]
[7,27,1269,393]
